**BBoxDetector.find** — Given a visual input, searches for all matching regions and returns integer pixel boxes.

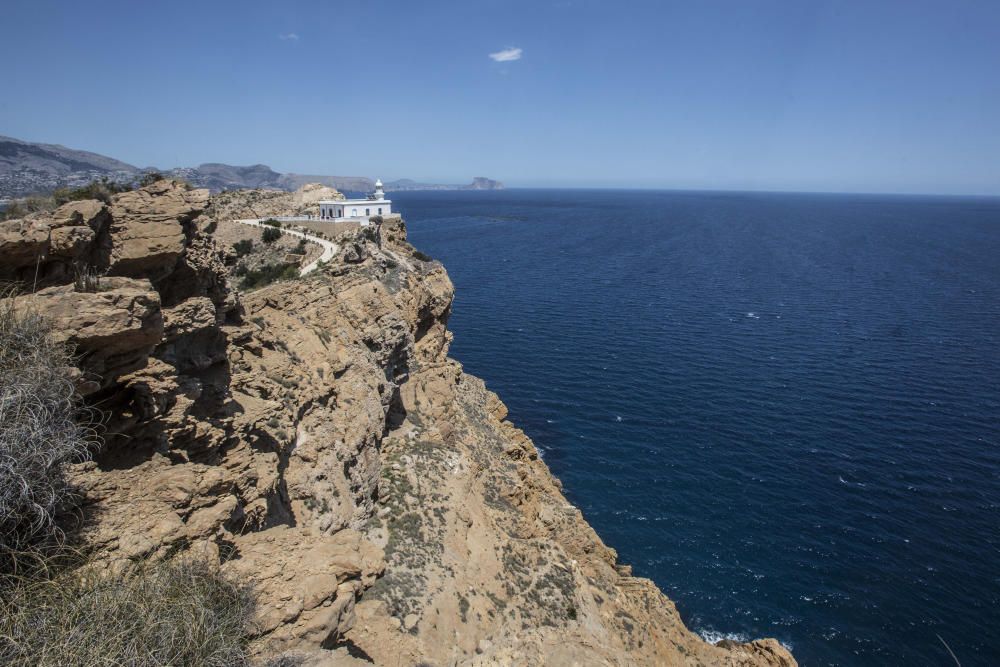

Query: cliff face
[0,181,794,666]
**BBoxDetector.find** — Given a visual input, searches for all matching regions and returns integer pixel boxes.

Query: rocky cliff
[0,181,795,666]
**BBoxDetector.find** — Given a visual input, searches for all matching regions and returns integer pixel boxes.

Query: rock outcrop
[209,182,344,222]
[0,184,795,666]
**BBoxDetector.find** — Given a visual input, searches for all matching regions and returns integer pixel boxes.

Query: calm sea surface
[395,189,1000,666]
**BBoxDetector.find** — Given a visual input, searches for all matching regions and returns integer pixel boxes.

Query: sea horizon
[399,187,1000,665]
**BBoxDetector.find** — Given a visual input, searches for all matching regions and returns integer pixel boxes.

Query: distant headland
[0,135,503,198]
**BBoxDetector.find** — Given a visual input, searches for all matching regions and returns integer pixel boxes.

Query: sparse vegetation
[262,218,281,228]
[138,171,164,187]
[51,178,131,206]
[0,557,257,667]
[238,261,299,290]
[0,293,96,554]
[412,249,433,262]
[72,263,104,293]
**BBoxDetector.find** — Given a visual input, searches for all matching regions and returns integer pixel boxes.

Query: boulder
[17,278,163,393]
[108,179,209,280]
[0,219,49,276]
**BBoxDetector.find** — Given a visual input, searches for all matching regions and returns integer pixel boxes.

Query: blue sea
[395,189,1000,666]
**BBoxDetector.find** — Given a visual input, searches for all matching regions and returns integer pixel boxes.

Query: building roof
[318,198,391,205]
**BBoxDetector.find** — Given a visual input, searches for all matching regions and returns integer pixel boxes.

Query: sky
[2,0,999,195]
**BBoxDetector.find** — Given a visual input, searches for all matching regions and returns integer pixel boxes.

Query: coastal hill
[0,180,793,665]
[0,135,503,198]
[384,176,504,192]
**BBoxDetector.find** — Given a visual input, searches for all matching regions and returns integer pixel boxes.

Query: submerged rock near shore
[1,180,795,666]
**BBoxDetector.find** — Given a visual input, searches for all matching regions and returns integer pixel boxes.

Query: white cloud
[278,32,300,41]
[489,47,522,62]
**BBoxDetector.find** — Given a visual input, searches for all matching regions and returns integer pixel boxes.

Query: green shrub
[0,557,257,667]
[138,171,164,187]
[412,249,433,262]
[0,196,56,221]
[0,294,95,553]
[262,218,281,228]
[51,178,131,205]
[261,227,281,244]
[233,239,255,257]
[239,262,299,290]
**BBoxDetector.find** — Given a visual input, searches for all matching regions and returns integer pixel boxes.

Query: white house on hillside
[319,179,392,220]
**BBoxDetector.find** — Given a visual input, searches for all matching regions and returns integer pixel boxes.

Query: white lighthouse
[318,178,392,223]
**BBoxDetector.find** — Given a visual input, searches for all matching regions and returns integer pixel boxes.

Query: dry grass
[0,290,97,553]
[0,556,257,667]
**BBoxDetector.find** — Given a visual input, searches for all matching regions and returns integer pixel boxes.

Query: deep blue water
[394,189,1000,666]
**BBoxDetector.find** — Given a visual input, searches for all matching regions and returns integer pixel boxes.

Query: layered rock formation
[0,181,795,666]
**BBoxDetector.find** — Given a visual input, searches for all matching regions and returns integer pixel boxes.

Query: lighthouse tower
[318,178,392,222]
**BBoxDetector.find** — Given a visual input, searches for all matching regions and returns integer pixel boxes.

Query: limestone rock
[0,219,50,275]
[17,279,162,392]
[223,527,384,652]
[108,179,208,280]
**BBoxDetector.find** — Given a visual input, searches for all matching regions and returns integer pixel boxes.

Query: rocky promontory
[0,181,794,666]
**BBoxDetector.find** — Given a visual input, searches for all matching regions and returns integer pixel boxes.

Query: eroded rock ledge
[2,181,795,666]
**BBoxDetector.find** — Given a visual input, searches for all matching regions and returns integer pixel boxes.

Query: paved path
[234,218,338,275]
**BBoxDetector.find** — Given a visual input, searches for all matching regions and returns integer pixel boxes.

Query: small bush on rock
[138,171,164,187]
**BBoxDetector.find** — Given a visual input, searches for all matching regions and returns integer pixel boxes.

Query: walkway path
[234,218,338,276]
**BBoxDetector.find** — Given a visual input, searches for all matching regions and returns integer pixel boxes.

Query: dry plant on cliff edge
[0,290,259,666]
[0,556,258,667]
[0,287,95,554]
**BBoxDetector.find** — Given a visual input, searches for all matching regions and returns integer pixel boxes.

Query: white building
[319,179,392,221]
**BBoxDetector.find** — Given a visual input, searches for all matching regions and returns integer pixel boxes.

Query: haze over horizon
[2,0,999,196]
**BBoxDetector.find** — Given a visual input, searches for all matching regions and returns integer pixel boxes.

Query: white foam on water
[699,629,793,653]
[746,312,760,319]
[698,629,750,645]
[615,415,623,422]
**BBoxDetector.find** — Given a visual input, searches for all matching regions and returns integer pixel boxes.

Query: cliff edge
[0,181,795,666]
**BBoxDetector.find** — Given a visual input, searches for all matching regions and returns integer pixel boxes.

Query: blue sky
[2,0,998,194]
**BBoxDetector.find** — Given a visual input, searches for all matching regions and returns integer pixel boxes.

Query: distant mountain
[277,173,375,194]
[0,135,139,197]
[384,176,504,191]
[176,163,283,191]
[0,135,503,198]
